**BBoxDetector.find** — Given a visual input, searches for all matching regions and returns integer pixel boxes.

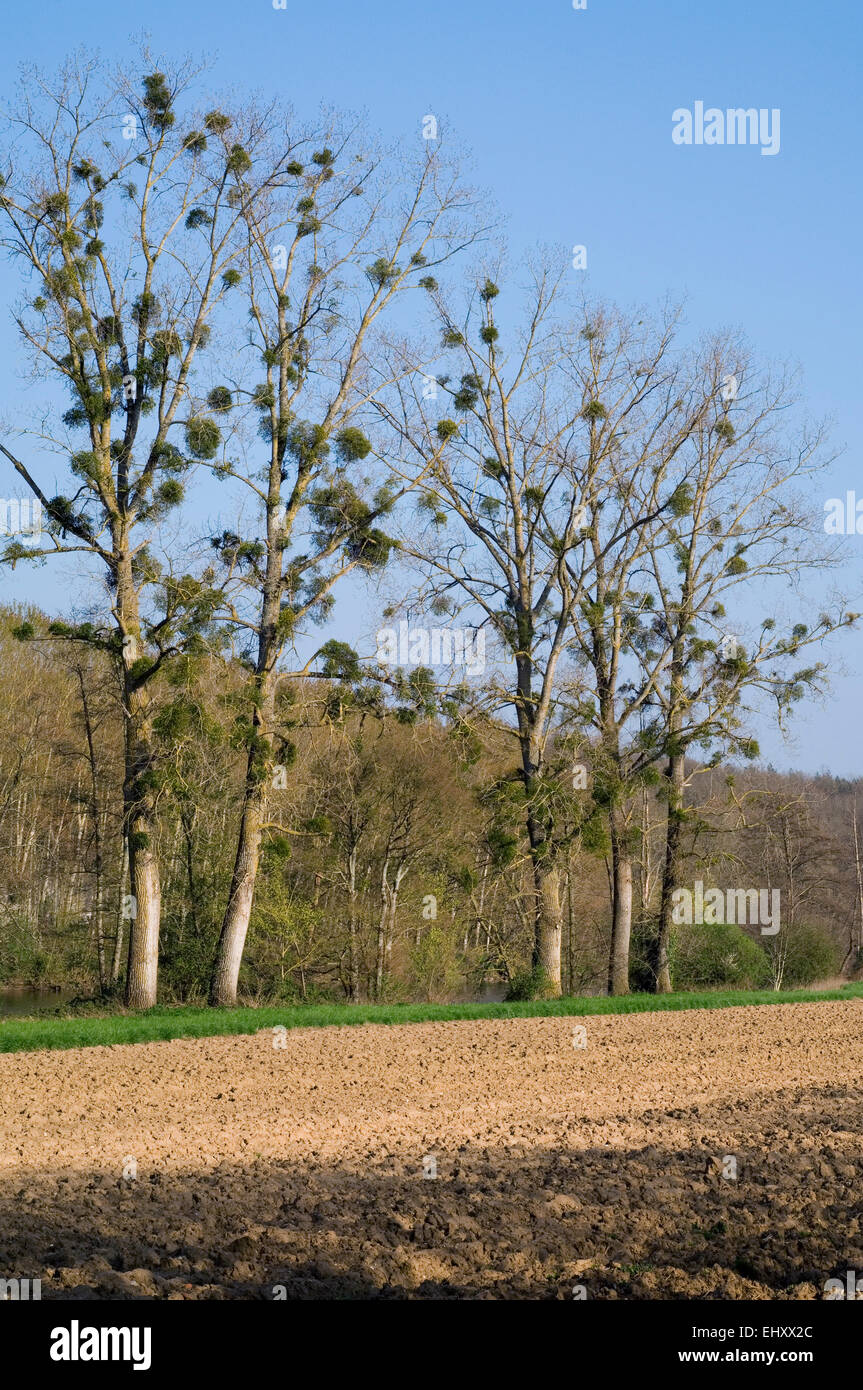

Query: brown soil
[2,1000,862,1300]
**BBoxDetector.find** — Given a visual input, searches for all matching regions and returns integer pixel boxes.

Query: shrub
[766,921,838,988]
[670,921,771,990]
[409,926,462,1003]
[505,963,554,1001]
[628,919,660,992]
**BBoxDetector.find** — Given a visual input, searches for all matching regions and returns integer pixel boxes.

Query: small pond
[0,987,77,1018]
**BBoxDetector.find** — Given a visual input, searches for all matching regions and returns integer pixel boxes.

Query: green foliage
[182,131,208,155]
[132,292,159,327]
[767,922,838,987]
[151,328,182,360]
[308,478,396,569]
[153,479,184,510]
[204,110,232,133]
[226,145,252,175]
[487,823,518,867]
[505,965,553,1001]
[714,417,735,443]
[410,927,462,1002]
[0,916,59,984]
[287,421,329,467]
[72,159,99,181]
[393,665,437,722]
[185,417,222,460]
[671,921,771,990]
[142,73,174,131]
[453,373,482,411]
[317,640,362,681]
[185,208,212,231]
[334,427,371,461]
[366,257,400,288]
[206,386,233,413]
[668,482,694,517]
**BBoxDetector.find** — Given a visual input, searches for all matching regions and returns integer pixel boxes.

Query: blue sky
[0,0,860,773]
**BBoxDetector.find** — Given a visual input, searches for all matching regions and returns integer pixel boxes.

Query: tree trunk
[209,487,285,1007]
[654,755,685,994]
[75,665,106,990]
[608,807,632,995]
[386,860,407,976]
[123,682,161,1010]
[528,822,562,996]
[347,846,360,1002]
[111,836,128,985]
[125,836,160,1008]
[846,798,863,973]
[566,859,575,995]
[375,854,391,1000]
[209,539,281,1010]
[209,767,265,1007]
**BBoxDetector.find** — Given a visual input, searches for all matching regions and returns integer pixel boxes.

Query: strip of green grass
[0,984,861,1054]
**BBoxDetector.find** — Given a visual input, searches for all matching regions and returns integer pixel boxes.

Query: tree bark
[608,806,633,995]
[528,811,562,995]
[375,854,391,1000]
[111,836,128,985]
[846,798,863,973]
[653,615,688,995]
[75,665,106,991]
[209,755,266,1007]
[347,846,360,1002]
[654,750,685,993]
[209,542,281,1007]
[123,679,162,1010]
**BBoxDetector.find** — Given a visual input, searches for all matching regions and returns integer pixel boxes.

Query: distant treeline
[0,608,856,1004]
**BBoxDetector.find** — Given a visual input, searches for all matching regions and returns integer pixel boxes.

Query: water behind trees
[0,987,76,1018]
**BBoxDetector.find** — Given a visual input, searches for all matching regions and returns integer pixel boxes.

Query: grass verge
[0,983,861,1054]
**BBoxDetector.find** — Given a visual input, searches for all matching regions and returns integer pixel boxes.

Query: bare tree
[376,266,685,994]
[637,344,855,989]
[556,304,727,993]
[206,121,480,1004]
[0,53,287,1004]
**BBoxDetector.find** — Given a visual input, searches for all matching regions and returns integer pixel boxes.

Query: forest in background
[0,604,858,1004]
